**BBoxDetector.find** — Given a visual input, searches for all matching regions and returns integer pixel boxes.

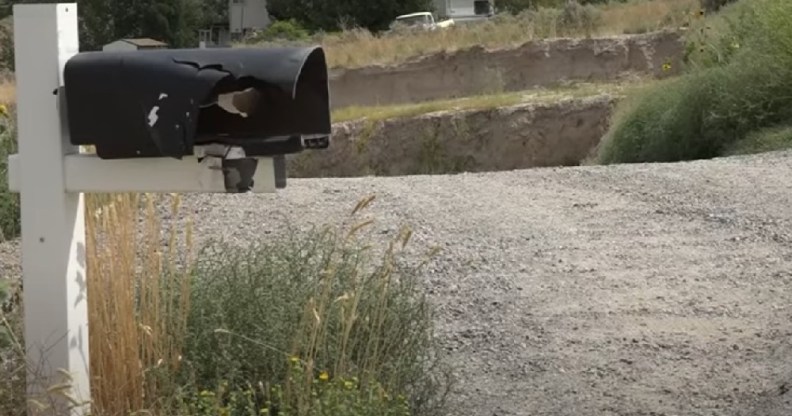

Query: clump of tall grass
[177,196,449,416]
[596,0,792,163]
[2,191,448,416]
[85,192,195,415]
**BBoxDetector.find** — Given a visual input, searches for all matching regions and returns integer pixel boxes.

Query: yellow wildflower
[344,380,354,389]
[318,371,329,381]
[662,62,672,72]
[289,355,300,364]
[0,104,7,117]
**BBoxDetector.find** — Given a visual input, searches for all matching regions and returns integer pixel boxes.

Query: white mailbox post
[7,3,330,415]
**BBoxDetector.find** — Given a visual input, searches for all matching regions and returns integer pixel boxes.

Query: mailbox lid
[63,46,331,159]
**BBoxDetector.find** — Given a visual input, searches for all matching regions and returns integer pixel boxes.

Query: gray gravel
[4,150,792,416]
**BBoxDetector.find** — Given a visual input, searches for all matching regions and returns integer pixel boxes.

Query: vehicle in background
[389,12,455,32]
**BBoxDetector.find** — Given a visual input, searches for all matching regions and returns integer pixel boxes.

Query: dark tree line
[0,0,226,50]
[266,0,434,32]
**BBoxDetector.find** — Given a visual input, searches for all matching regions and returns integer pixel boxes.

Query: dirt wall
[328,30,683,109]
[288,94,616,178]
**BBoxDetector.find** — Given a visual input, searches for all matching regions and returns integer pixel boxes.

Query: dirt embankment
[329,30,683,109]
[289,95,616,178]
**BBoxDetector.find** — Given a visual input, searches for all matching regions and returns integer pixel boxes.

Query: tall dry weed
[86,193,194,415]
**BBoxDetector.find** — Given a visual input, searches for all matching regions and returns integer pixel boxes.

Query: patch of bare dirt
[290,95,616,177]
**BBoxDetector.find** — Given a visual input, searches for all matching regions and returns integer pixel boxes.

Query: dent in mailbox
[62,47,331,159]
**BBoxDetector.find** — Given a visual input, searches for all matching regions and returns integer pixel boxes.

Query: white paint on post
[7,154,278,193]
[9,3,285,414]
[12,3,90,415]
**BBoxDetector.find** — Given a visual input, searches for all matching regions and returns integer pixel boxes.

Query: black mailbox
[62,46,331,161]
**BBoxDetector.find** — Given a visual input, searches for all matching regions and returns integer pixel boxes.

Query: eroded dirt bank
[289,94,616,178]
[329,30,683,109]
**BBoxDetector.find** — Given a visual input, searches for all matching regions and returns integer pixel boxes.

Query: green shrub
[683,0,757,69]
[246,19,311,43]
[177,207,449,416]
[700,0,738,13]
[0,279,24,416]
[722,124,792,156]
[175,366,411,416]
[597,0,792,164]
[0,104,19,241]
[558,0,602,37]
[519,1,602,38]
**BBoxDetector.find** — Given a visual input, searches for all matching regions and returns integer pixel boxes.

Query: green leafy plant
[176,362,411,416]
[245,19,311,43]
[0,103,19,241]
[177,196,450,416]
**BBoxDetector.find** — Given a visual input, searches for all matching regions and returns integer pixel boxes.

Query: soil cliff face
[288,95,616,178]
[328,30,683,109]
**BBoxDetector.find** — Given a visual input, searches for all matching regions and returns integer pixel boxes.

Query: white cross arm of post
[7,3,331,415]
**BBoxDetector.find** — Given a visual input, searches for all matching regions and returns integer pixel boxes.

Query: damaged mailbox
[62,46,331,192]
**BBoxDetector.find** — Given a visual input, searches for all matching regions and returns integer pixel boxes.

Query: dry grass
[599,0,699,34]
[0,79,15,105]
[332,80,648,123]
[247,0,699,69]
[85,193,194,415]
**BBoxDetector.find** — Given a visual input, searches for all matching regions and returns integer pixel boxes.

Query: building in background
[102,38,168,52]
[229,0,271,38]
[199,24,233,48]
[433,0,494,21]
[199,0,271,47]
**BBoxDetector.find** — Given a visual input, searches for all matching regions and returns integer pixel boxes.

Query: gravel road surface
[3,151,792,416]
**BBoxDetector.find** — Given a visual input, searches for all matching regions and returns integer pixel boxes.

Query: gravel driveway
[3,150,792,416]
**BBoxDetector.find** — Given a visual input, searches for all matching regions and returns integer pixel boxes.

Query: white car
[390,12,455,32]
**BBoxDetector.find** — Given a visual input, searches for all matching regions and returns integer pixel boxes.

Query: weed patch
[179,204,449,416]
[0,103,18,241]
[597,0,792,163]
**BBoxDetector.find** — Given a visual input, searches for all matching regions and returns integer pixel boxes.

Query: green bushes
[245,19,311,44]
[0,104,19,241]
[0,279,24,416]
[700,0,738,13]
[597,0,792,164]
[177,216,449,415]
[722,125,792,156]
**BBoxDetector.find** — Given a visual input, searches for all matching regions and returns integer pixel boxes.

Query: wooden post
[13,3,90,415]
[8,3,283,415]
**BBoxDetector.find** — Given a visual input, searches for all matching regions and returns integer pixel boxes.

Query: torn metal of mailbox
[61,46,331,192]
[62,46,331,160]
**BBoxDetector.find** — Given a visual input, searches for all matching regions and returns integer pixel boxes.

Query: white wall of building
[437,0,493,19]
[229,0,271,34]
